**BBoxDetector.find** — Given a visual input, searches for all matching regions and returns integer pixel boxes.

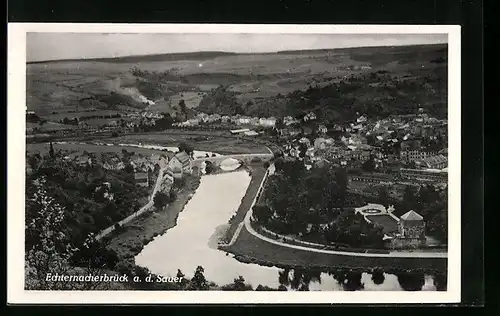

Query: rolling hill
[26,43,447,123]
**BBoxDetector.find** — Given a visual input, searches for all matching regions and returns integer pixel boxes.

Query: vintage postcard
[8,23,461,304]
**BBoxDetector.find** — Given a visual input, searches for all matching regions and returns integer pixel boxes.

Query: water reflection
[272,268,443,292]
[135,171,444,291]
[371,269,385,285]
[395,272,425,291]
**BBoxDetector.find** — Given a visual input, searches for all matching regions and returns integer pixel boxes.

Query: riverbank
[106,175,201,261]
[222,165,267,244]
[224,226,447,274]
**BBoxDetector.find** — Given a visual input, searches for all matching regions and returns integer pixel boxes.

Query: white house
[314,138,327,150]
[303,112,317,122]
[230,128,250,134]
[317,124,328,134]
[238,117,251,125]
[168,151,192,176]
[244,130,259,137]
[283,116,297,126]
[259,117,276,127]
[299,137,311,146]
[357,115,367,123]
[151,154,169,169]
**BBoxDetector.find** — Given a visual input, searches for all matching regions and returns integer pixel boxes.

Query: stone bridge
[192,153,273,167]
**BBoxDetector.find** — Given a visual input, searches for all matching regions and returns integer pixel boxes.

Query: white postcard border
[8,23,461,304]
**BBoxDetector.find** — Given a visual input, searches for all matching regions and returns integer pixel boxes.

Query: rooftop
[134,172,148,180]
[174,151,191,164]
[400,210,424,221]
[420,154,447,166]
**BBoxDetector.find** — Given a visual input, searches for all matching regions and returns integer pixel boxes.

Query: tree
[222,276,252,291]
[335,168,348,206]
[154,192,170,209]
[178,142,194,155]
[49,142,55,158]
[252,204,273,223]
[377,187,390,206]
[124,163,135,174]
[343,271,364,291]
[178,99,187,113]
[366,134,376,146]
[189,266,209,290]
[278,285,288,291]
[433,272,447,291]
[371,269,385,285]
[396,272,425,291]
[176,269,188,287]
[25,177,101,290]
[204,161,215,174]
[361,158,376,172]
[402,186,418,212]
[299,143,308,158]
[275,118,285,130]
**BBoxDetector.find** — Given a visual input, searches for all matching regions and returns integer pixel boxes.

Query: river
[135,171,439,291]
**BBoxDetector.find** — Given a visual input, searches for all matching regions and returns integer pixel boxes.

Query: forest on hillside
[197,65,447,122]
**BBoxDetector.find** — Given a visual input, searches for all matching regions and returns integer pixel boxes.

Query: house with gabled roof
[387,210,427,249]
[417,154,448,170]
[168,151,192,176]
[134,172,149,187]
[399,210,425,238]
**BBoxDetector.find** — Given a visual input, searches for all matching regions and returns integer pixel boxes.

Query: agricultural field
[26,142,175,158]
[44,110,124,121]
[104,132,270,155]
[27,43,447,123]
[26,121,79,132]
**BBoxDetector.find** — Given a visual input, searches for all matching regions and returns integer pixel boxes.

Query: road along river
[134,171,438,291]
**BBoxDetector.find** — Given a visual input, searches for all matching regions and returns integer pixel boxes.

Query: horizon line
[26,42,447,64]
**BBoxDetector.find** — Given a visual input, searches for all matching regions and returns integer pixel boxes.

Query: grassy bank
[222,165,267,243]
[225,227,447,274]
[105,175,200,261]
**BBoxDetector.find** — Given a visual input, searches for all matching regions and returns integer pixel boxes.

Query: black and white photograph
[8,24,461,304]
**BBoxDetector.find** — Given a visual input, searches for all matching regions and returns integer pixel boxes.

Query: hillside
[28,51,240,65]
[26,43,447,123]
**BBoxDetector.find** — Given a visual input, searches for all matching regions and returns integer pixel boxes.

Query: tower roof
[400,210,424,221]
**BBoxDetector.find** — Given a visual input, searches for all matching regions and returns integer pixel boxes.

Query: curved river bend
[135,171,437,291]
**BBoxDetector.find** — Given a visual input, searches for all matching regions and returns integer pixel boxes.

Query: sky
[26,33,448,62]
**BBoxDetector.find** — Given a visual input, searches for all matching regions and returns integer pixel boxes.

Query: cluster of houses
[174,112,278,128]
[156,151,194,194]
[276,110,448,172]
